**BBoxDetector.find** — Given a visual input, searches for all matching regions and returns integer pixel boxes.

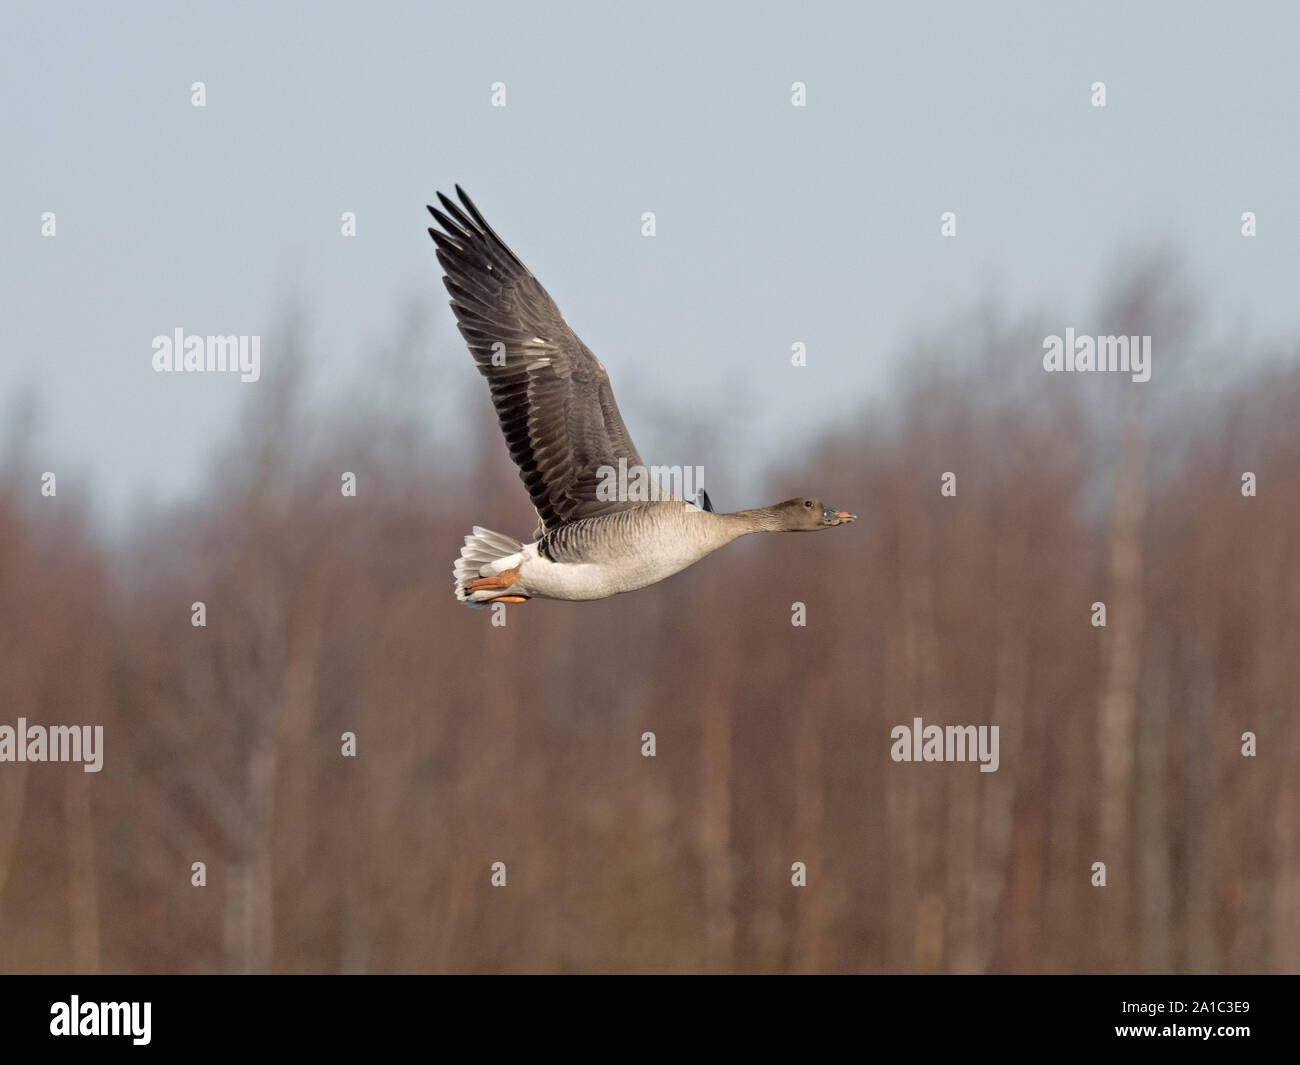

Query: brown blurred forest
[1,269,1297,974]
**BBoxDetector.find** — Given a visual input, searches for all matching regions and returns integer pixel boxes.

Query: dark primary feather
[427,186,646,535]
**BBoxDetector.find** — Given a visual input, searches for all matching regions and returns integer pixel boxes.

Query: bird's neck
[719,506,786,534]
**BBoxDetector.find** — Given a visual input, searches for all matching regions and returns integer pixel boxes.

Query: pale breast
[522,504,735,600]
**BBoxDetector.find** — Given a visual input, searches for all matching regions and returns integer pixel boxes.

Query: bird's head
[775,497,857,531]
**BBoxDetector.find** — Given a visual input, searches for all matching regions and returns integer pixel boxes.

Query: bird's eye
[804,500,813,508]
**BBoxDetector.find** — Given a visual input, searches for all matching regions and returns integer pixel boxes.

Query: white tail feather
[453,526,525,606]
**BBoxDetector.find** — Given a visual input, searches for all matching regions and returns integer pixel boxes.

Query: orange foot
[488,595,529,604]
[468,564,522,595]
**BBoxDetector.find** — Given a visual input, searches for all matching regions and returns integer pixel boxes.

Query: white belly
[518,542,704,601]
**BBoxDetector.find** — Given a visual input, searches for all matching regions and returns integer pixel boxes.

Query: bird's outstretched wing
[428,186,646,534]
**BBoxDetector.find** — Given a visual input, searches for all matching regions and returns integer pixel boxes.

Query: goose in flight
[427,186,855,606]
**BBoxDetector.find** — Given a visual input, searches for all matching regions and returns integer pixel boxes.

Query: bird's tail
[453,526,526,607]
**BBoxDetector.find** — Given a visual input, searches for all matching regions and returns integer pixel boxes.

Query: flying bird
[427,186,855,606]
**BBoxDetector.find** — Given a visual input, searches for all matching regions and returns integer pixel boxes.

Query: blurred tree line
[0,267,1296,973]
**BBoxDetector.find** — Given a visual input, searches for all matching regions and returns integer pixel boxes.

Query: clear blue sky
[2,0,1297,530]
